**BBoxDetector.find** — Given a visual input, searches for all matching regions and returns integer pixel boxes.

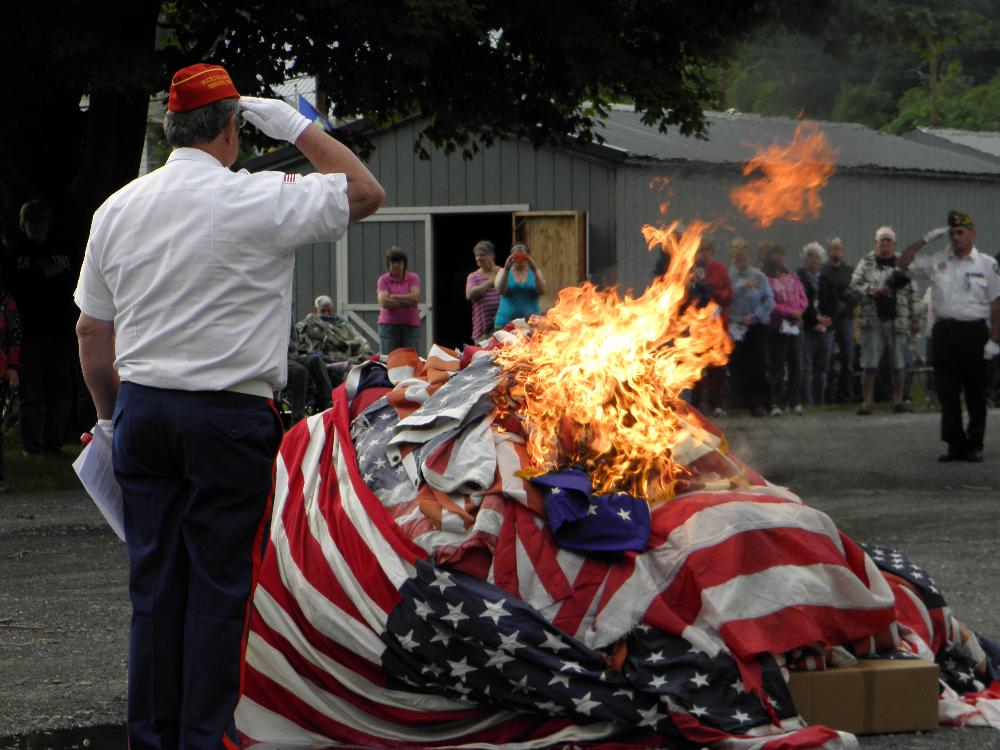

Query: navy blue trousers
[113,383,281,750]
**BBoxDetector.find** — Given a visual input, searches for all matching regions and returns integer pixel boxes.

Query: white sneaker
[712,407,727,418]
[793,404,804,416]
[769,406,783,417]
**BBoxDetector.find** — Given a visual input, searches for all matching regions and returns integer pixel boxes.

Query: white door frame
[336,204,530,345]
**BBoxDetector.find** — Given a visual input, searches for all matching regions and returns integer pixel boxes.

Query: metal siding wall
[272,124,621,318]
[616,163,1000,293]
[292,242,337,319]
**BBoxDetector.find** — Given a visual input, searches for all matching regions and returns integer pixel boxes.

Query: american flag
[234,352,907,749]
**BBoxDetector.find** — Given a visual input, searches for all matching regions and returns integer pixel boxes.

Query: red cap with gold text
[167,63,239,112]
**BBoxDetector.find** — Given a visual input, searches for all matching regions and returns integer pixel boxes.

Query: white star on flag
[617,508,631,521]
[430,569,456,593]
[560,660,584,673]
[511,674,532,694]
[397,630,419,651]
[480,598,510,625]
[429,630,451,647]
[637,704,661,727]
[733,710,751,723]
[484,648,514,669]
[571,691,600,716]
[447,657,477,680]
[689,672,709,688]
[441,602,468,627]
[497,630,524,653]
[540,631,567,652]
[548,673,571,688]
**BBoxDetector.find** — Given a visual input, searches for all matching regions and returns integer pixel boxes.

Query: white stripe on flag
[695,563,896,630]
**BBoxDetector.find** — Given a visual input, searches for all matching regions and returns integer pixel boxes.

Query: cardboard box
[787,658,939,734]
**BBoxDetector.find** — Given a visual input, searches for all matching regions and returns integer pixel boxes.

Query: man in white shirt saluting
[74,63,383,749]
[898,210,1000,463]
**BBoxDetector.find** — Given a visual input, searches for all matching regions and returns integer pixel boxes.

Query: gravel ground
[1,407,999,748]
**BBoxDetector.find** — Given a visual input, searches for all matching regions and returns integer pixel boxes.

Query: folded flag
[530,468,651,552]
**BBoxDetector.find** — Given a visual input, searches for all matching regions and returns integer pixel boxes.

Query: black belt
[935,318,986,326]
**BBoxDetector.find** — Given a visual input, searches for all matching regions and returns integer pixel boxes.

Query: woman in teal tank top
[494,243,547,328]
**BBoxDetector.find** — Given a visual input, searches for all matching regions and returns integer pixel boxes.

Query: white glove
[923,226,949,244]
[95,419,114,440]
[985,339,1000,360]
[239,96,311,143]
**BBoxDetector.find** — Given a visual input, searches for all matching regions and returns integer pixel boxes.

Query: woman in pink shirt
[762,243,807,416]
[376,246,421,354]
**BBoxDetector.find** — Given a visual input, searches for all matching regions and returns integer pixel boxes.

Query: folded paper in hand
[780,319,801,336]
[72,427,125,542]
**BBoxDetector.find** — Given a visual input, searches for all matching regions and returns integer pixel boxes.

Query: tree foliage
[712,0,1000,134]
[1,0,828,254]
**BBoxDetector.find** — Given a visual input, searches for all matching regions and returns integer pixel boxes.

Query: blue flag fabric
[297,94,331,131]
[530,468,651,552]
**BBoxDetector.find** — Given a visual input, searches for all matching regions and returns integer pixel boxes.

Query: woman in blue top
[493,242,547,328]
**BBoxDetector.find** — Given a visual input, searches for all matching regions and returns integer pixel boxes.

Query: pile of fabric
[235,337,1000,749]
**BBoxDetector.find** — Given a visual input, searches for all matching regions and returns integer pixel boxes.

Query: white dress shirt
[75,148,350,394]
[910,247,1000,322]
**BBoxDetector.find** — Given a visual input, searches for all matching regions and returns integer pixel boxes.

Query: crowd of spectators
[655,227,994,419]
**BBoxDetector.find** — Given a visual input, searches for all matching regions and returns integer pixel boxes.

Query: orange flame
[491,121,836,503]
[493,219,732,501]
[730,120,837,228]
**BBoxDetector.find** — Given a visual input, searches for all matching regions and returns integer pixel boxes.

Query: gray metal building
[246,108,1000,352]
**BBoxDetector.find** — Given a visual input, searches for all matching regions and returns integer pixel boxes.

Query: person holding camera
[849,226,916,415]
[494,242,546,329]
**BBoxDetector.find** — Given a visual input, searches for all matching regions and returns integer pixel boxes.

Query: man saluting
[898,211,1000,463]
[74,63,383,749]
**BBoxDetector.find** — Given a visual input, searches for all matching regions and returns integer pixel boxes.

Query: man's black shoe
[964,449,984,463]
[938,451,965,463]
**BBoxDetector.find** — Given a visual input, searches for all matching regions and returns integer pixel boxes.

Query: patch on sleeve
[282,173,298,184]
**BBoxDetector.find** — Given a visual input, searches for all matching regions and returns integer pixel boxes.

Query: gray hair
[473,240,495,256]
[314,295,333,309]
[162,97,239,148]
[801,241,826,263]
[874,226,896,242]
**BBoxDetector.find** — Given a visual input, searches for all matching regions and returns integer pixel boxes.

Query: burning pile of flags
[234,339,1000,749]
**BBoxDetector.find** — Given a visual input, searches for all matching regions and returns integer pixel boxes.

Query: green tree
[1,0,830,258]
[886,62,1000,133]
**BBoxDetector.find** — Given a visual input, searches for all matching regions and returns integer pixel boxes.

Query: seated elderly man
[294,295,373,377]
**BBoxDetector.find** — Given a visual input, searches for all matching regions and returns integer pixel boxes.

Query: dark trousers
[693,365,727,411]
[767,329,803,408]
[728,323,770,411]
[830,316,855,402]
[286,354,333,424]
[19,337,73,453]
[932,319,989,454]
[802,328,834,406]
[378,322,419,355]
[113,383,281,750]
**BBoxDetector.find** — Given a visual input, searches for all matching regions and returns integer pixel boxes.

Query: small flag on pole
[297,94,332,131]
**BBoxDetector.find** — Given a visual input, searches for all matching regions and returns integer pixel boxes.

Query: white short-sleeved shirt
[910,247,1000,322]
[74,148,350,394]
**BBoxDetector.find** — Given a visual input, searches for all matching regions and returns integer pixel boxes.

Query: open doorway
[432,212,512,349]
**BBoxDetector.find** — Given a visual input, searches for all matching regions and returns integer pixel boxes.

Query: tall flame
[493,219,731,501]
[730,120,837,228]
[492,119,837,503]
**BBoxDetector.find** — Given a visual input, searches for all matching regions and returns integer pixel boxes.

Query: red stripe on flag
[719,604,895,661]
